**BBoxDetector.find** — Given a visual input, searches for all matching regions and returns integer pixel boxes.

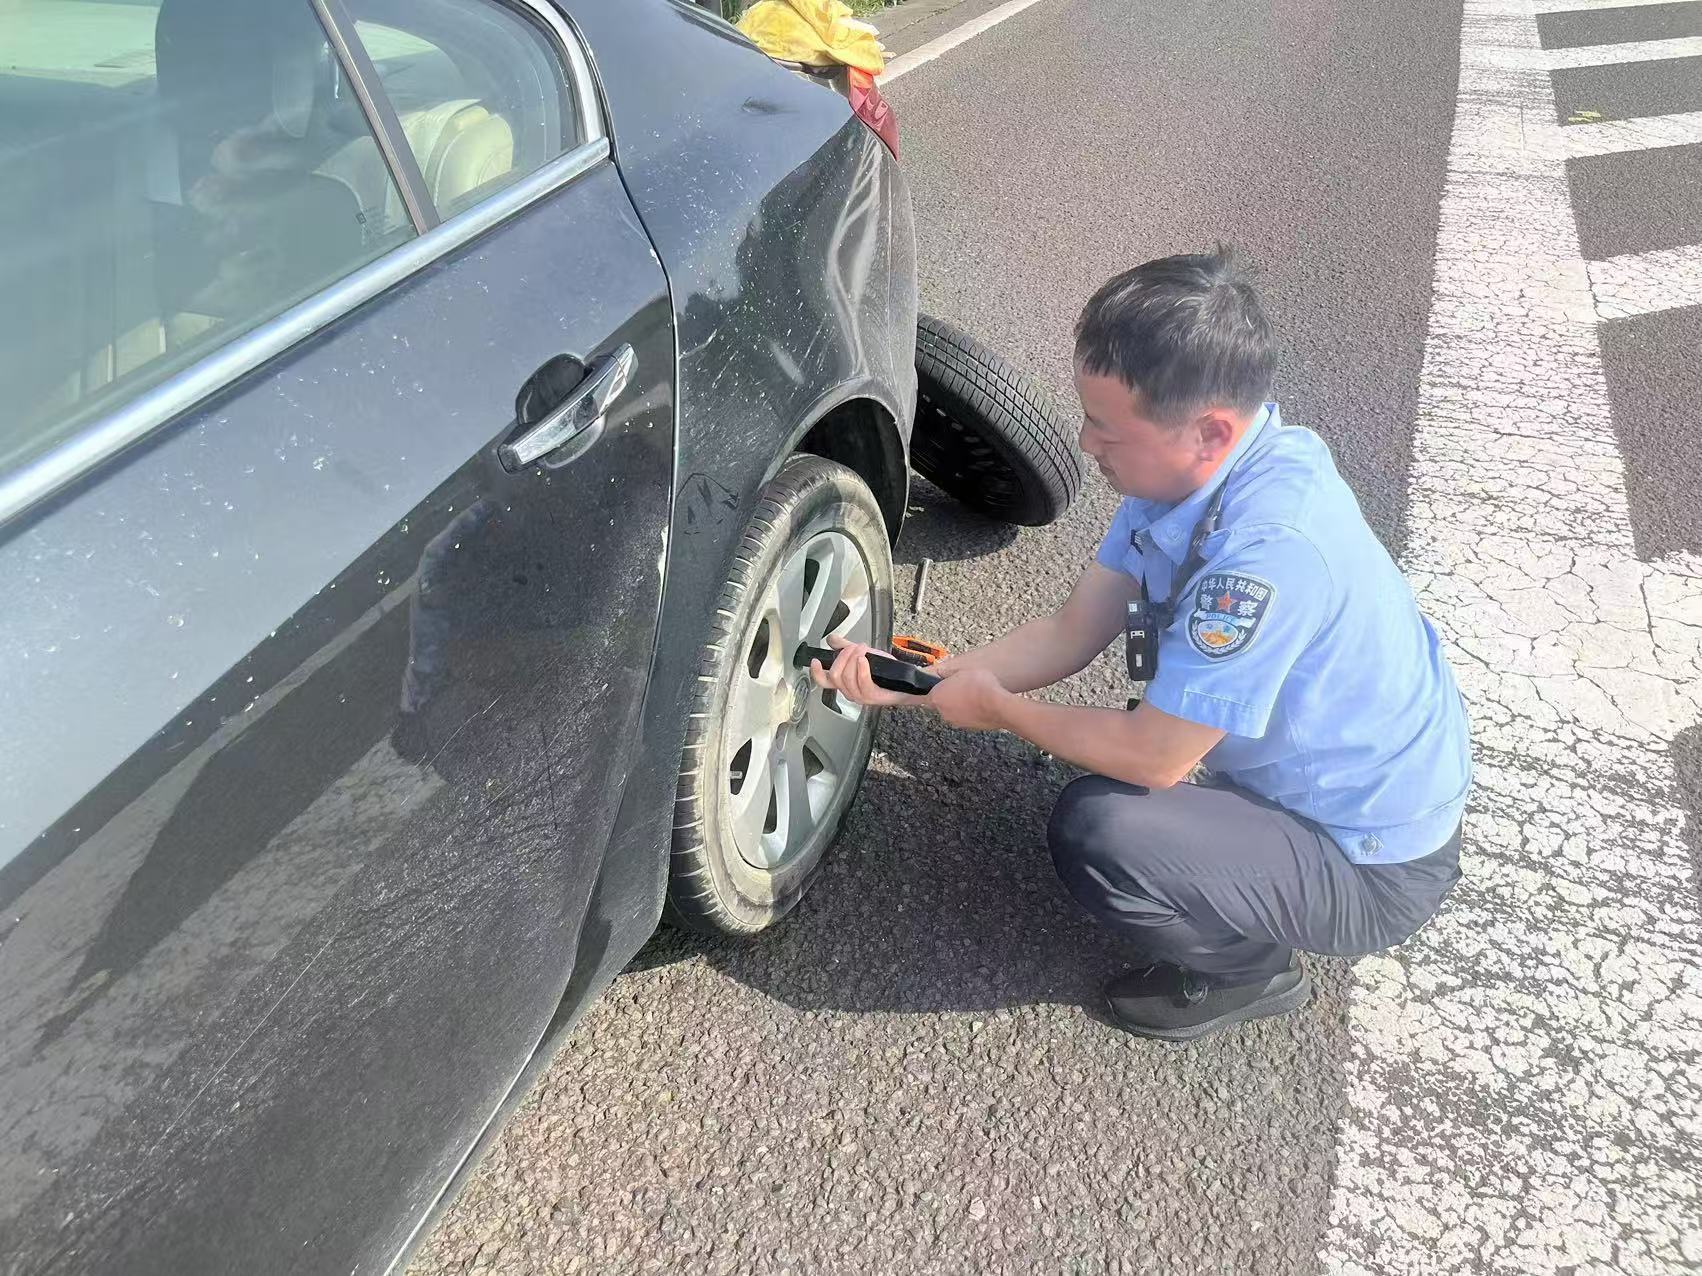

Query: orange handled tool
[892,635,949,668]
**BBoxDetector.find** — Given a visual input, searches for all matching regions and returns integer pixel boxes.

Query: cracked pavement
[1323,1,1702,1271]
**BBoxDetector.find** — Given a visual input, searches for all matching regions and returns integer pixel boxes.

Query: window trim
[310,0,438,233]
[0,0,609,531]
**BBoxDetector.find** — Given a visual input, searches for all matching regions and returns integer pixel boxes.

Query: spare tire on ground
[910,313,1084,527]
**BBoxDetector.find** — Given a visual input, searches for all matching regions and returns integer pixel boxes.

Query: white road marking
[1564,108,1702,154]
[1589,243,1702,317]
[879,0,1052,83]
[1531,0,1701,12]
[1535,33,1702,66]
[1321,0,1702,1271]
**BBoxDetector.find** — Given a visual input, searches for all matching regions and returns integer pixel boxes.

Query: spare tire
[911,313,1084,527]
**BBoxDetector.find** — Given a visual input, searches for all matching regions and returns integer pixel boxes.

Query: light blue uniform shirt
[1096,403,1472,865]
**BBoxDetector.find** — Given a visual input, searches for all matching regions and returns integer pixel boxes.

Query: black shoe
[1102,957,1312,1042]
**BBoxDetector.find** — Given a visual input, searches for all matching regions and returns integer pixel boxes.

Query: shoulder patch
[1187,572,1276,660]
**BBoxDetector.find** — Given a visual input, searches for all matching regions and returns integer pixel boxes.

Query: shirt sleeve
[1143,526,1332,738]
[1095,500,1136,576]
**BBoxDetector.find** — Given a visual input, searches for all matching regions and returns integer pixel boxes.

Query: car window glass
[346,0,579,222]
[0,0,417,479]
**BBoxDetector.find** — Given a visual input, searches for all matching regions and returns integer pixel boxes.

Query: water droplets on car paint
[313,457,327,472]
[167,615,185,628]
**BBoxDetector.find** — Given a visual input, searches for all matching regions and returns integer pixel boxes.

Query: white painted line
[1564,108,1702,154]
[1531,0,1698,13]
[879,0,1051,83]
[1538,33,1702,66]
[1320,0,1702,1271]
[1589,243,1702,318]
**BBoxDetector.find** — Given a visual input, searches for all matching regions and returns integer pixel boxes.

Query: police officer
[812,248,1472,1042]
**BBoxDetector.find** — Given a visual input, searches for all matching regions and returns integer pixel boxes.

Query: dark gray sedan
[0,0,916,1268]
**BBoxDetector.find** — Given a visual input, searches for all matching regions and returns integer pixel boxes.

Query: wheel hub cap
[786,672,812,726]
[723,529,876,871]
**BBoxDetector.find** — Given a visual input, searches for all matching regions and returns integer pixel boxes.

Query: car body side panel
[0,170,676,1274]
[549,0,918,960]
[397,8,924,1250]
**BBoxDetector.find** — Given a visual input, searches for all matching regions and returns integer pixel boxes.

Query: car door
[0,0,673,1270]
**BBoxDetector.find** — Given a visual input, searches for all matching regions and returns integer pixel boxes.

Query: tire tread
[663,454,888,937]
[912,313,1082,526]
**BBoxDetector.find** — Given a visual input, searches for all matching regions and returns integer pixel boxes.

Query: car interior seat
[316,96,516,228]
[0,0,380,468]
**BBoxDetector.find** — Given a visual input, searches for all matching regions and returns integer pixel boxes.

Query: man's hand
[920,667,1011,731]
[810,635,1015,728]
[808,634,926,709]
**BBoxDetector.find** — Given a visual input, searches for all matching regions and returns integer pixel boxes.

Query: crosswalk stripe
[1564,108,1702,154]
[1538,33,1702,66]
[1589,243,1702,318]
[1320,0,1702,1271]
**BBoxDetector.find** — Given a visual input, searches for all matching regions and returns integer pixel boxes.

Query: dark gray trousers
[1047,775,1462,984]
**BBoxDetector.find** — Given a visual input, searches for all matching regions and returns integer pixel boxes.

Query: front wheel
[666,454,894,936]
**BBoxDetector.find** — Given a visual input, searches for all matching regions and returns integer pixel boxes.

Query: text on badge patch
[1187,572,1275,660]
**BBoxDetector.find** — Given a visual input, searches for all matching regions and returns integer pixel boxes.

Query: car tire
[665,454,894,936]
[911,312,1083,527]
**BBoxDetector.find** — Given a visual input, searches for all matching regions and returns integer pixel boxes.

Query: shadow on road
[622,485,1125,1015]
[891,474,1020,568]
[629,705,1142,1018]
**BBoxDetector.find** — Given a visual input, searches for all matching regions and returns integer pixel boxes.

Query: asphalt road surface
[411,0,1702,1272]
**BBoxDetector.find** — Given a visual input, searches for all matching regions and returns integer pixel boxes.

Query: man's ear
[1194,409,1239,462]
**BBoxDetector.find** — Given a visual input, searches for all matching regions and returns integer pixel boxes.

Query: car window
[344,0,579,222]
[0,0,417,479]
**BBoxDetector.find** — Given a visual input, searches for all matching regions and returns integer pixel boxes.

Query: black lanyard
[1133,479,1229,628]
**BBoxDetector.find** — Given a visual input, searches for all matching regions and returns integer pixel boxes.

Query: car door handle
[497,344,636,473]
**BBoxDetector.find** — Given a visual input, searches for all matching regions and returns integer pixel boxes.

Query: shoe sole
[1103,971,1314,1043]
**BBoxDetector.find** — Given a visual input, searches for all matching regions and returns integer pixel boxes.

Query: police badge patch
[1187,572,1275,659]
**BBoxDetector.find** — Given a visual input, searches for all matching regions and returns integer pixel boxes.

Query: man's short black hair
[1074,246,1275,425]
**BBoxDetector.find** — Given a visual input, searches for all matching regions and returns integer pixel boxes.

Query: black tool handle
[797,645,941,696]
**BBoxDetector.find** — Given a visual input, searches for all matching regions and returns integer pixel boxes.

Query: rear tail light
[847,67,898,159]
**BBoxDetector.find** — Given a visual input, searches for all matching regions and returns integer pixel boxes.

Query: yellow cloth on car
[736,0,886,75]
